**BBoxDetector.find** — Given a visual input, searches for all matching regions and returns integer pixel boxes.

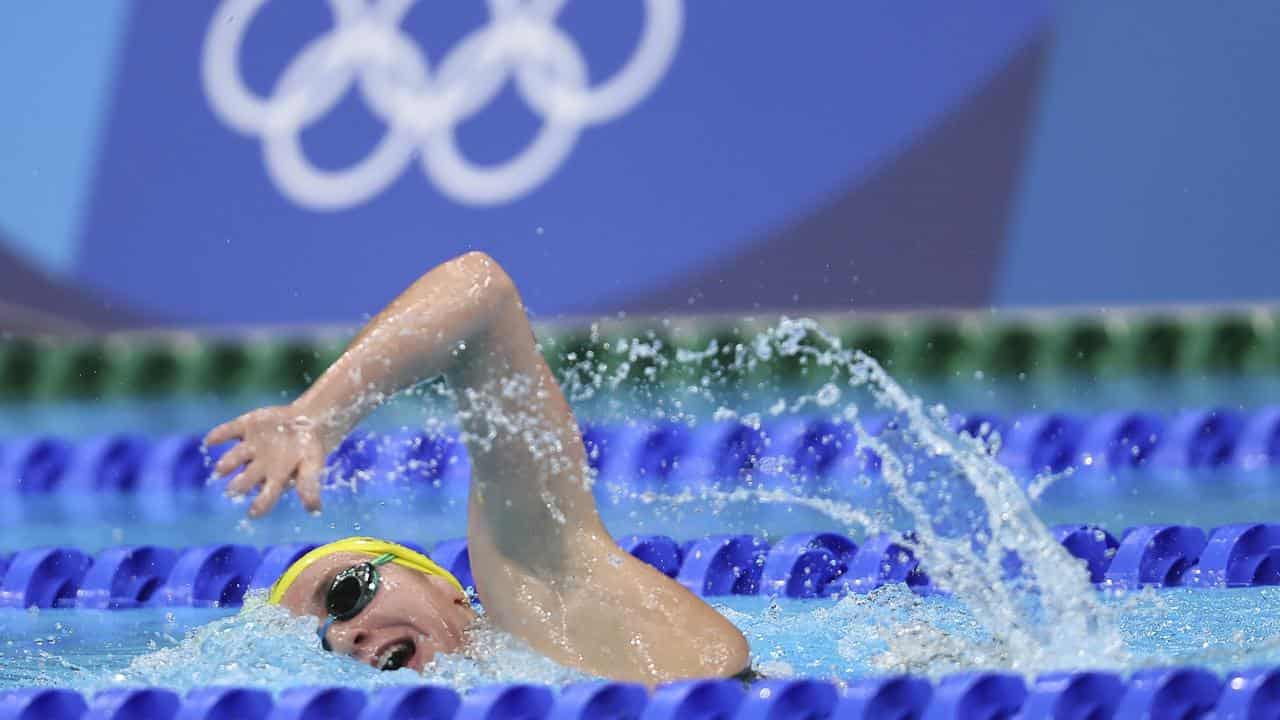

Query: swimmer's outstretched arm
[205,251,749,684]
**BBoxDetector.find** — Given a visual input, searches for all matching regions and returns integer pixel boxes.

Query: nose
[322,620,371,659]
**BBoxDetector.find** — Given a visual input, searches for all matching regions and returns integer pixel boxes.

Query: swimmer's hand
[204,404,330,517]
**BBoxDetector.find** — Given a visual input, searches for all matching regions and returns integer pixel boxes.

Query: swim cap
[268,536,466,604]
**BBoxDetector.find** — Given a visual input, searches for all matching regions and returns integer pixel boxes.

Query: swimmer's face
[277,552,477,672]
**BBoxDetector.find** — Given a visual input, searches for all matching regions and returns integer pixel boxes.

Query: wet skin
[211,252,750,683]
[277,551,477,672]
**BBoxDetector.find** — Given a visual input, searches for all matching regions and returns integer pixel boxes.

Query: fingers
[295,453,325,513]
[249,470,294,518]
[207,403,328,519]
[226,461,266,498]
[227,459,307,519]
[204,418,246,447]
[214,444,253,478]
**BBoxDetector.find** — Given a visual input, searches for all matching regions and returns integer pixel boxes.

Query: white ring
[201,0,684,210]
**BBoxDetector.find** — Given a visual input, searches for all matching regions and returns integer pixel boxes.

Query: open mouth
[376,639,416,671]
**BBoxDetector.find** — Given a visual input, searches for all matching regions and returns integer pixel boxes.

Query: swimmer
[204,252,751,685]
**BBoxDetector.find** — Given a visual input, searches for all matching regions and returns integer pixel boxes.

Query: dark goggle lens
[326,565,375,620]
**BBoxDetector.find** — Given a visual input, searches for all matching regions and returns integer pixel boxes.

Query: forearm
[293,252,517,448]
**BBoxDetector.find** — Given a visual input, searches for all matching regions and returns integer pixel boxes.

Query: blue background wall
[999,0,1280,308]
[1,1,1276,329]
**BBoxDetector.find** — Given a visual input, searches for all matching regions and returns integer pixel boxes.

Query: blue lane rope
[1,522,1277,610]
[0,665,1275,720]
[1,406,1278,497]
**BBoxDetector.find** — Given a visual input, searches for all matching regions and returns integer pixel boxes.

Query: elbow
[450,251,520,308]
[695,617,751,680]
[454,249,502,271]
[721,627,751,677]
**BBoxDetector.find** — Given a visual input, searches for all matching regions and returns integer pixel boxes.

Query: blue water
[2,373,1277,440]
[3,320,1280,691]
[4,468,1280,554]
[3,586,1278,691]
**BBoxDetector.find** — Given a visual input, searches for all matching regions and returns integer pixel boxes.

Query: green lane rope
[3,309,1278,401]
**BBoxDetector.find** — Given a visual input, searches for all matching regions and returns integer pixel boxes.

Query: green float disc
[896,318,981,380]
[0,336,40,399]
[1116,315,1187,376]
[1182,311,1276,375]
[974,321,1046,379]
[189,339,256,394]
[1041,316,1128,377]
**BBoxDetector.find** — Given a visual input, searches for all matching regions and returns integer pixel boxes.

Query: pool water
[2,319,1279,692]
[4,586,1279,692]
[6,466,1279,555]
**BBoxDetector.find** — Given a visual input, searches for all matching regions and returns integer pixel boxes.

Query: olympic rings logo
[201,0,683,210]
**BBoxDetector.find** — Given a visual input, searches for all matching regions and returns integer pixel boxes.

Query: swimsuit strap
[732,666,765,686]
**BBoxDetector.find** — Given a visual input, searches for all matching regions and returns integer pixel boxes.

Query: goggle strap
[317,615,337,651]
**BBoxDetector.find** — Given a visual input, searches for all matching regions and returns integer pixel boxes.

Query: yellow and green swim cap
[268,536,465,605]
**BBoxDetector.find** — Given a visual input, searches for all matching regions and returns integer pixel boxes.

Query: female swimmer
[205,252,751,684]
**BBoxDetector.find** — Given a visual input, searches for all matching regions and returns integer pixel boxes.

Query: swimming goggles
[269,537,465,605]
[316,552,395,651]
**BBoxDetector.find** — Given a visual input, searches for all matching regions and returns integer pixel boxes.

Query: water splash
[719,587,1280,680]
[6,587,1276,690]
[592,318,1130,675]
[82,594,585,693]
[80,316,1129,687]
[389,316,1130,676]
[778,319,1126,672]
[284,315,1132,679]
